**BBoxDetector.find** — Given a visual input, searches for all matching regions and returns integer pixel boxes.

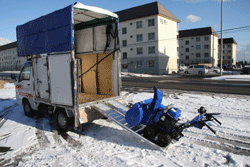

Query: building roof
[179,27,219,38]
[218,38,237,45]
[0,41,17,52]
[115,1,180,23]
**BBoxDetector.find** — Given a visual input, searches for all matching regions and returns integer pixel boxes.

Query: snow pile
[0,83,250,166]
[205,75,250,81]
[121,72,179,78]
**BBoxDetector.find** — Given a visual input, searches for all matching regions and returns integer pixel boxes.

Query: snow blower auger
[125,86,222,148]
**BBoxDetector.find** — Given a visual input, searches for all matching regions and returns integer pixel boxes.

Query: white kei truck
[15,2,161,148]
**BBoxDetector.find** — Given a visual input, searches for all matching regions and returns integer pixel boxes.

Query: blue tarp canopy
[16,2,118,57]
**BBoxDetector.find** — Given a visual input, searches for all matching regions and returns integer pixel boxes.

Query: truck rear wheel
[56,110,69,132]
[56,110,73,132]
[23,100,34,117]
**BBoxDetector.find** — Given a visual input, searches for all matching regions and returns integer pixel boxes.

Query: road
[122,74,250,95]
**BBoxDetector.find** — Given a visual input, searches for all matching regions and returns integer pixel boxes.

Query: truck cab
[15,61,37,116]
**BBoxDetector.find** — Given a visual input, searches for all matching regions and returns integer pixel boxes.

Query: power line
[217,26,250,32]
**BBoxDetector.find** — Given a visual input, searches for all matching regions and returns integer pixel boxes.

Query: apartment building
[218,38,237,66]
[116,2,180,75]
[0,42,26,71]
[178,27,219,66]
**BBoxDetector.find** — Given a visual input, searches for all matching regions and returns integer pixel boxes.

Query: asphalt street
[122,74,250,95]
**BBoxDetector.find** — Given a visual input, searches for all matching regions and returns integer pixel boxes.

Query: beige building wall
[157,15,178,74]
[218,43,237,66]
[179,35,218,66]
[119,15,179,74]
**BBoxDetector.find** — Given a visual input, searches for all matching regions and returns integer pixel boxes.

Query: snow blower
[125,86,221,147]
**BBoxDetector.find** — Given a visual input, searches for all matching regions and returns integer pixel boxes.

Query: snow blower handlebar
[180,107,221,134]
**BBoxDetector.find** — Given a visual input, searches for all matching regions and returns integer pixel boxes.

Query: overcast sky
[0,0,249,61]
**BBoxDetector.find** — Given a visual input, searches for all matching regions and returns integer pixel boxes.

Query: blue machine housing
[168,107,182,120]
[125,86,182,129]
[125,86,164,127]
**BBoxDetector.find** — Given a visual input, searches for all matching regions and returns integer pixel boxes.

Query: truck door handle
[27,83,30,86]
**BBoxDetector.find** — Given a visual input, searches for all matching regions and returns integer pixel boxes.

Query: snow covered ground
[0,79,250,167]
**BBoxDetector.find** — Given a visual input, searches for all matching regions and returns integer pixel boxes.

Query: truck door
[49,54,73,106]
[16,62,33,105]
[34,55,50,99]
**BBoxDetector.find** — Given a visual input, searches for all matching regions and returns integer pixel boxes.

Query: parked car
[207,67,222,74]
[179,64,188,70]
[184,65,208,75]
[241,67,250,74]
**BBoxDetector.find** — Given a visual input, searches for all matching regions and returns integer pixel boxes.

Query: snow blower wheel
[143,125,157,140]
[157,133,172,147]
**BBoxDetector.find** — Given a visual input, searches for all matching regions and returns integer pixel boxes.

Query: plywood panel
[98,53,114,95]
[79,93,112,104]
[78,54,97,94]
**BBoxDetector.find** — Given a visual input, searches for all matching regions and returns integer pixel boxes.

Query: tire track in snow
[35,118,50,148]
[47,115,81,148]
[184,131,250,156]
[0,104,19,129]
[185,135,250,156]
[47,115,63,146]
[185,131,250,148]
[58,132,82,147]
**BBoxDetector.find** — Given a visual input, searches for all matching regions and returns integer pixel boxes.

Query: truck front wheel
[23,100,34,117]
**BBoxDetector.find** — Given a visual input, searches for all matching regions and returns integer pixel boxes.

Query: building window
[196,45,201,50]
[122,27,127,34]
[136,34,143,42]
[228,44,231,48]
[123,52,127,59]
[196,53,201,57]
[185,40,189,45]
[130,35,133,38]
[136,21,142,29]
[130,48,133,51]
[204,45,209,49]
[148,32,155,40]
[122,64,128,69]
[186,56,189,60]
[149,60,155,68]
[122,40,127,47]
[228,56,231,59]
[204,53,209,57]
[204,37,209,41]
[137,47,143,55]
[185,48,189,52]
[137,60,143,67]
[130,23,133,25]
[228,50,231,53]
[148,19,155,27]
[196,37,200,42]
[148,46,155,54]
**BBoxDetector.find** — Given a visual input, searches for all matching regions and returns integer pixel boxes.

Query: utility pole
[220,0,223,76]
